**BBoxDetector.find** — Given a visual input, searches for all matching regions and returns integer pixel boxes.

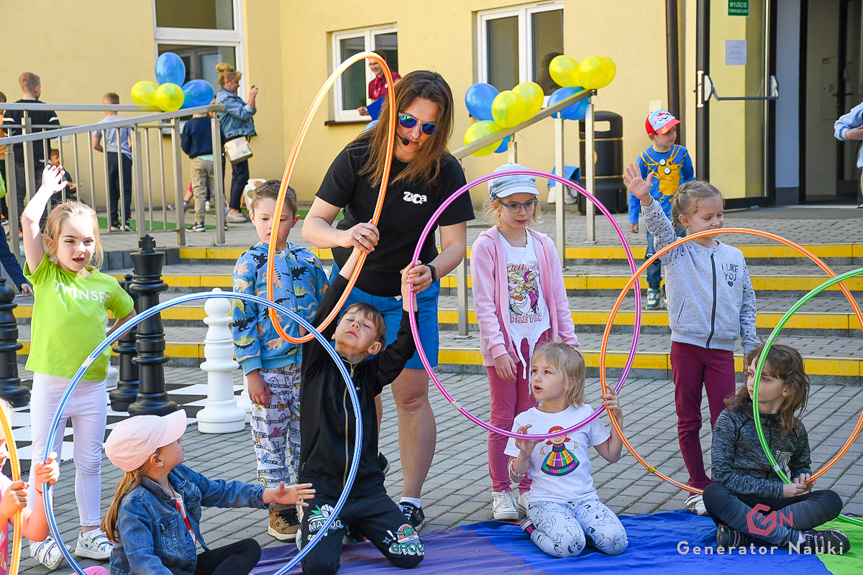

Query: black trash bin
[578,111,626,214]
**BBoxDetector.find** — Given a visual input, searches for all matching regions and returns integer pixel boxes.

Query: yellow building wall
[1,0,681,211]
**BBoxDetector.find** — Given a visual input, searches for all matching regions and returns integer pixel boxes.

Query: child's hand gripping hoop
[598,228,863,494]
[41,292,362,575]
[409,169,642,440]
[0,405,22,575]
[751,266,863,527]
[266,51,398,344]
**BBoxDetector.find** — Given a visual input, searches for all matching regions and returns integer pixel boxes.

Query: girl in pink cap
[102,410,314,575]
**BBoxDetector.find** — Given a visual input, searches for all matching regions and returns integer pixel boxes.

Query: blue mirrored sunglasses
[398,113,437,136]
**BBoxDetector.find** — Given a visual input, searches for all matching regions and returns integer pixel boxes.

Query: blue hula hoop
[39,291,361,575]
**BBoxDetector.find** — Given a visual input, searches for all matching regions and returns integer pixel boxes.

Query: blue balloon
[155,52,186,86]
[363,119,379,132]
[547,87,589,121]
[465,83,499,122]
[181,80,215,109]
[494,135,511,153]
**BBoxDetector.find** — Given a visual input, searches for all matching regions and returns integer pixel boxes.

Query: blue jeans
[703,483,842,546]
[328,264,440,369]
[645,225,687,290]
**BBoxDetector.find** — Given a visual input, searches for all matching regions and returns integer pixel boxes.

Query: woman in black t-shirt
[303,70,474,530]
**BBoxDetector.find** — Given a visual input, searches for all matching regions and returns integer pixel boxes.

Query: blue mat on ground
[252,510,835,574]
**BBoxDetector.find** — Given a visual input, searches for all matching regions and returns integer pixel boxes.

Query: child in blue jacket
[103,409,315,575]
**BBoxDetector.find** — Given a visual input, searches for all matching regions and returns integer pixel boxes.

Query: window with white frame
[153,0,244,95]
[332,26,399,122]
[478,2,563,95]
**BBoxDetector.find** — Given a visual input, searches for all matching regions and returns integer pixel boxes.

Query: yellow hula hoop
[266,52,397,343]
[0,406,22,575]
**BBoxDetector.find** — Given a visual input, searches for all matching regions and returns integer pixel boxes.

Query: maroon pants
[486,333,549,493]
[671,341,737,490]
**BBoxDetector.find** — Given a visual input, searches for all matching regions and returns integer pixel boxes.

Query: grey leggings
[527,497,628,558]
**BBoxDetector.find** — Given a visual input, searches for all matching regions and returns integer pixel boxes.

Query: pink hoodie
[470,226,578,367]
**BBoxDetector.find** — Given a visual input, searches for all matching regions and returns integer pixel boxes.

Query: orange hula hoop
[266,52,397,343]
[0,406,22,574]
[598,228,863,494]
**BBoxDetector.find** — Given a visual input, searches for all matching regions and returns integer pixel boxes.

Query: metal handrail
[0,105,222,146]
[1,103,227,253]
[451,89,594,159]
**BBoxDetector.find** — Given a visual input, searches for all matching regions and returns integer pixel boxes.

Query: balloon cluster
[463,55,616,157]
[130,53,215,112]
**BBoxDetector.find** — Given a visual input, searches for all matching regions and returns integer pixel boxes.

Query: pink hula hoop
[408,169,642,440]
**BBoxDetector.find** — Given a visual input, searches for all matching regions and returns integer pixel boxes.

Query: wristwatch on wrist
[426,264,437,283]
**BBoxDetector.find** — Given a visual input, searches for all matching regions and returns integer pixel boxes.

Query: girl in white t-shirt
[505,343,628,558]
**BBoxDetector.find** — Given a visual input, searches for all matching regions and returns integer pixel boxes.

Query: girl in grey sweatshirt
[624,168,757,513]
[702,344,848,553]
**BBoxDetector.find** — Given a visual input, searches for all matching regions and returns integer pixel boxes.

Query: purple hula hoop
[408,169,642,440]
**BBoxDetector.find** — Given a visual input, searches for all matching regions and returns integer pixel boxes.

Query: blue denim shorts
[328,264,440,369]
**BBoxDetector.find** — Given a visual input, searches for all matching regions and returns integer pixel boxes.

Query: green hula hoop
[752,265,863,528]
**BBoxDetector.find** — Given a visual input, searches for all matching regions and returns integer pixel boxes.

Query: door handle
[698,73,779,102]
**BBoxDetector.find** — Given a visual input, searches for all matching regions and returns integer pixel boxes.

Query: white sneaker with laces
[30,537,68,571]
[517,491,531,516]
[492,491,518,521]
[685,493,708,516]
[75,529,113,560]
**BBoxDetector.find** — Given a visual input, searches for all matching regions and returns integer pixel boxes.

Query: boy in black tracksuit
[298,247,423,574]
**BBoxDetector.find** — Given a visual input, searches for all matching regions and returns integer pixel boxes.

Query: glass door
[697,0,774,202]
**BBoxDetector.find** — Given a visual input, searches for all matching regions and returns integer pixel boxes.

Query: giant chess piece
[0,278,30,407]
[128,235,178,415]
[197,288,245,433]
[109,274,140,412]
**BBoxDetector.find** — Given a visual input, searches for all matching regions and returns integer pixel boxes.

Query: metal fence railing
[0,103,227,259]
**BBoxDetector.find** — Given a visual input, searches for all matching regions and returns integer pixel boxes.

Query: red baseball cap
[645,109,680,136]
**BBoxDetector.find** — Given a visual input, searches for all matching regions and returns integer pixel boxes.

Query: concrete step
[12,323,863,386]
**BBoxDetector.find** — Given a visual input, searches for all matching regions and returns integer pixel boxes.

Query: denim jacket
[215,88,256,141]
[110,464,266,575]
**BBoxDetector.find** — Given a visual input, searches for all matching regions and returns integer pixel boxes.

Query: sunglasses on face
[398,113,437,136]
[499,199,539,214]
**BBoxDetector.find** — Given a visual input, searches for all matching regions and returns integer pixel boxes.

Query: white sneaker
[685,493,708,516]
[75,529,113,560]
[30,537,68,571]
[492,491,518,521]
[517,491,531,516]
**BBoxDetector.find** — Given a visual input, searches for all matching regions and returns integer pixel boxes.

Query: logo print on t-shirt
[402,191,428,205]
[507,267,541,323]
[540,426,579,476]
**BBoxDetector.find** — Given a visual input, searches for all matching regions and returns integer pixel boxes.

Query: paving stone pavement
[14,366,863,573]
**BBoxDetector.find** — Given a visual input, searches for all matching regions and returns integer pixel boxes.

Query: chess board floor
[3,366,245,475]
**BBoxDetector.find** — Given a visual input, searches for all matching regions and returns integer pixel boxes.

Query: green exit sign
[729,0,749,16]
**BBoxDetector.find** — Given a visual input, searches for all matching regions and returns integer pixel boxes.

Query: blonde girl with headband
[21,165,137,569]
[103,410,315,575]
[624,165,758,515]
[505,343,627,558]
[471,163,578,522]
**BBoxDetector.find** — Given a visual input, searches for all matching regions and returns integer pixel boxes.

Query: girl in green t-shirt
[20,165,136,570]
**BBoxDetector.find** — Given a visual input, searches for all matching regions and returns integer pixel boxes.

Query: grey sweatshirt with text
[642,200,758,353]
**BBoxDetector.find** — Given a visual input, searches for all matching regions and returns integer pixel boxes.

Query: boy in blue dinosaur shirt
[232,180,328,542]
[628,109,694,310]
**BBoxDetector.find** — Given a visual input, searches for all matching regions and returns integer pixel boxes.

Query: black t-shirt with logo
[317,139,474,297]
[2,99,60,163]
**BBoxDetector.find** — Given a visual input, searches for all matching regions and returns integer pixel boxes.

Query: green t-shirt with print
[25,255,134,381]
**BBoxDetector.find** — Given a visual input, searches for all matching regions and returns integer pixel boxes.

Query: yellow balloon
[130,81,158,106]
[549,55,580,88]
[464,120,505,157]
[601,56,617,87]
[579,56,611,90]
[154,83,185,112]
[513,82,543,119]
[492,91,529,128]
